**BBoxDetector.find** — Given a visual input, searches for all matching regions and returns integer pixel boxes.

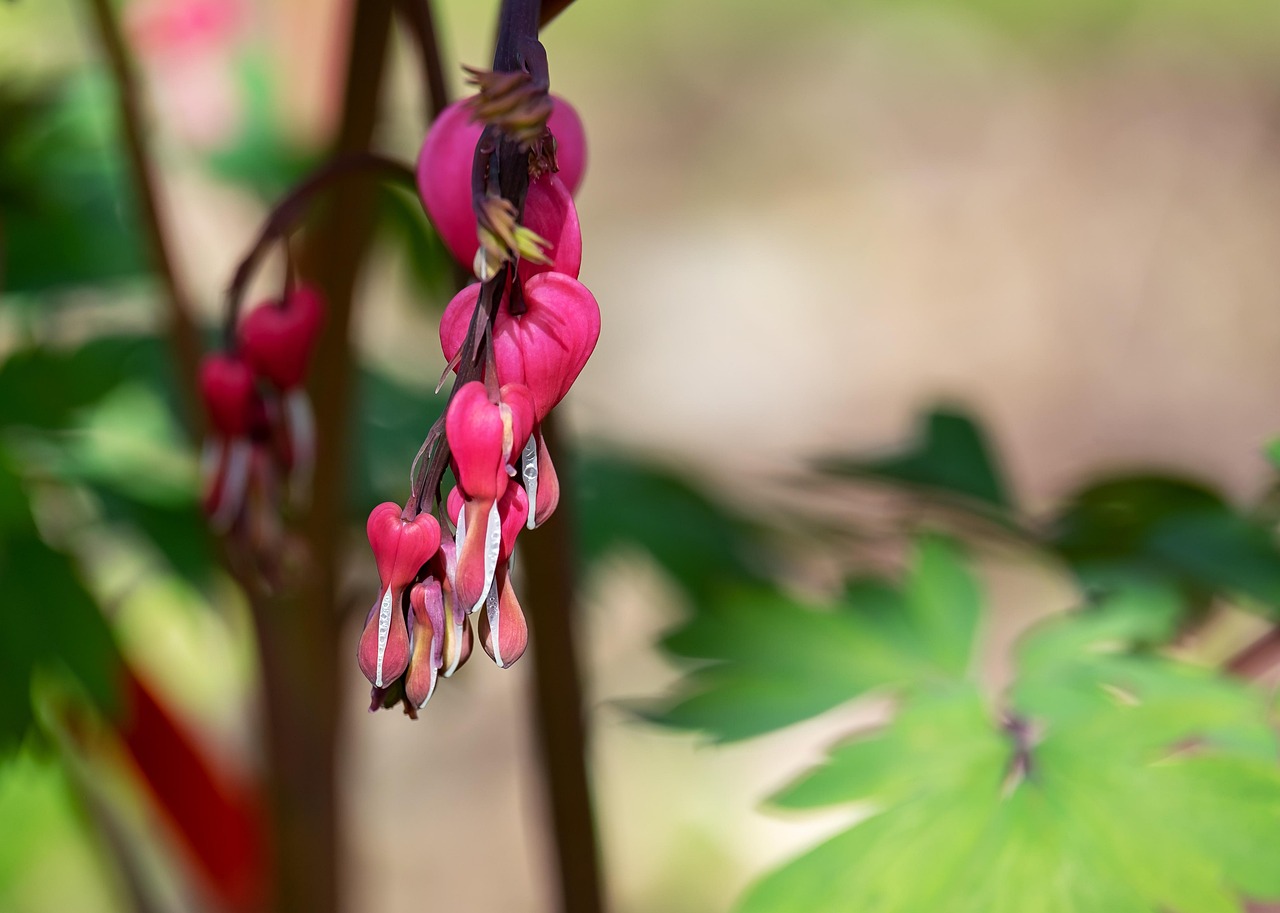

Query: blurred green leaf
[0,335,173,431]
[377,182,459,308]
[576,453,767,600]
[0,453,119,751]
[648,537,979,740]
[739,584,1280,913]
[1049,475,1280,614]
[0,78,148,293]
[818,407,1013,512]
[352,367,444,512]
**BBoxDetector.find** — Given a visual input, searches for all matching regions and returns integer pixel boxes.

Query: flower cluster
[354,89,599,715]
[199,286,324,537]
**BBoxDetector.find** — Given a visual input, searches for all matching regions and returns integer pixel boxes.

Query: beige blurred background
[5,0,1280,910]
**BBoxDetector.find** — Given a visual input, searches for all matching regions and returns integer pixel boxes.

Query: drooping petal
[405,579,446,708]
[357,584,410,688]
[497,481,528,560]
[202,437,252,532]
[455,495,502,616]
[531,425,560,528]
[478,562,528,668]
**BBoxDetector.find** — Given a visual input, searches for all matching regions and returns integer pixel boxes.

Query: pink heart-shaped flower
[417,95,585,272]
[199,353,257,437]
[440,273,600,421]
[238,286,325,390]
[366,502,442,589]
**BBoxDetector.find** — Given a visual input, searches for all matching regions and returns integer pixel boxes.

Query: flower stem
[252,3,397,913]
[520,413,608,913]
[82,0,204,437]
[222,152,416,348]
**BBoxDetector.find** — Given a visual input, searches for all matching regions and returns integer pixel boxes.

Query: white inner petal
[521,435,538,530]
[374,586,395,687]
[469,499,502,615]
[486,579,503,668]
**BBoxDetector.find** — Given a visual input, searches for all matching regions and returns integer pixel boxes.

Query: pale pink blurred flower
[125,0,248,148]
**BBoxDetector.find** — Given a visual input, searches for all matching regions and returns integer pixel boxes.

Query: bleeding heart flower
[200,354,256,437]
[238,286,325,391]
[446,383,534,614]
[440,272,600,422]
[445,382,535,501]
[199,354,259,531]
[356,504,442,689]
[417,95,586,273]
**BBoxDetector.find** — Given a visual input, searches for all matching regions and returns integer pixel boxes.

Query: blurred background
[3,0,1280,911]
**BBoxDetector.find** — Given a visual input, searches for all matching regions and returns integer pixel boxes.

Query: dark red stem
[520,414,608,913]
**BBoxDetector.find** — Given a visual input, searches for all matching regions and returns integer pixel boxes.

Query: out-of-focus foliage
[647,538,977,741]
[651,539,1280,912]
[821,406,1280,619]
[0,79,148,294]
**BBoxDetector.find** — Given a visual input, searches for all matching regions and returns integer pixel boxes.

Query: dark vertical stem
[519,414,607,913]
[82,0,204,436]
[252,3,396,913]
[395,0,451,121]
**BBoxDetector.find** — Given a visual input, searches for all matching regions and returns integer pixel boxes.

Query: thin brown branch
[82,0,204,437]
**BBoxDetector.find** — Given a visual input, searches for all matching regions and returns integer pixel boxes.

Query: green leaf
[0,78,148,293]
[739,593,1280,913]
[1049,474,1280,615]
[649,537,982,740]
[0,511,120,751]
[818,407,1013,511]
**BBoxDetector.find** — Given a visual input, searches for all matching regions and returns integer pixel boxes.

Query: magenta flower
[440,272,600,422]
[445,382,535,613]
[199,353,257,531]
[356,504,442,690]
[416,95,587,273]
[238,285,325,501]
